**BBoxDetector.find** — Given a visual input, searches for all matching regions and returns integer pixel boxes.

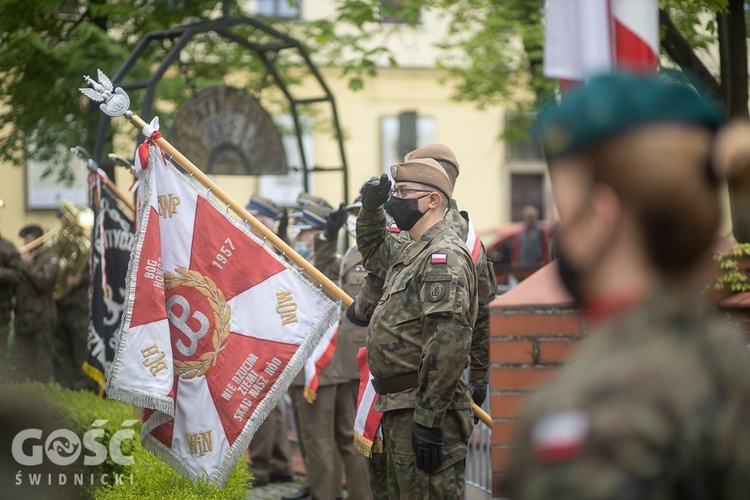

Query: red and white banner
[543,0,612,81]
[106,140,339,484]
[303,322,338,403]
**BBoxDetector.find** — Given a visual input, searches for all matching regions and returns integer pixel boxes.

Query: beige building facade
[0,1,554,247]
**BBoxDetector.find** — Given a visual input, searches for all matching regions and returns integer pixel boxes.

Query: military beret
[536,72,727,160]
[408,144,460,176]
[246,194,284,220]
[390,158,453,199]
[290,201,330,231]
[19,224,43,239]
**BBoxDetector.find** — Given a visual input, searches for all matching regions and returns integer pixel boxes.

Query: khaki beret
[390,158,453,198]
[408,144,459,176]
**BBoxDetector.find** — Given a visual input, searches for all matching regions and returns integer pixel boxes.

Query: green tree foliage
[301,0,744,115]
[0,0,223,176]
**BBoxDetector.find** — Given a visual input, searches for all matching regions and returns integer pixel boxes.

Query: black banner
[83,183,134,393]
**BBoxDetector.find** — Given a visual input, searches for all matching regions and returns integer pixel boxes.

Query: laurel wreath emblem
[165,267,231,379]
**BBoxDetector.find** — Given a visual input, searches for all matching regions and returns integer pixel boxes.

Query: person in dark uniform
[14,224,58,383]
[53,207,92,390]
[0,200,20,383]
[506,72,750,498]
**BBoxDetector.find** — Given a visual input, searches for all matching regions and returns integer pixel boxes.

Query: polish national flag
[543,0,613,81]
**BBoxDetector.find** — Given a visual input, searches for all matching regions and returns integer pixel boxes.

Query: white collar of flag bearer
[353,214,482,457]
[106,135,339,485]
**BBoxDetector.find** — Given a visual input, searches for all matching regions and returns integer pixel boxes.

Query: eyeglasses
[389,186,433,199]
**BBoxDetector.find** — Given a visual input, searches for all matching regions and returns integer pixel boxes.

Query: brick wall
[488,263,586,496]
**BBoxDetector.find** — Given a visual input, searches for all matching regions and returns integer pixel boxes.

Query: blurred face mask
[346,214,357,238]
[295,241,311,259]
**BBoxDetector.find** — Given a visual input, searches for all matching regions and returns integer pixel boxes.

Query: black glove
[346,299,369,327]
[412,423,444,473]
[276,210,289,243]
[469,382,487,408]
[360,174,391,212]
[324,203,347,241]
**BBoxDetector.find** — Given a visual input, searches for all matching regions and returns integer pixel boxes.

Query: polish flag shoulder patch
[388,224,401,233]
[430,253,447,265]
[531,409,590,464]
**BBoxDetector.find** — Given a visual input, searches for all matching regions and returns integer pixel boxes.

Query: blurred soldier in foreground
[357,159,478,498]
[15,225,58,382]
[0,200,20,382]
[506,73,750,498]
[244,194,295,488]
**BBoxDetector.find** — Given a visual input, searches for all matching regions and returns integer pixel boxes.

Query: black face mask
[556,246,584,304]
[384,194,428,231]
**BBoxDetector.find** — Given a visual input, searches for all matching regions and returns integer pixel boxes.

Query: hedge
[1,382,250,499]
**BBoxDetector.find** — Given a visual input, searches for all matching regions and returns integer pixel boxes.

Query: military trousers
[248,403,293,483]
[290,381,371,500]
[54,298,90,390]
[0,311,10,383]
[14,323,55,383]
[379,408,472,500]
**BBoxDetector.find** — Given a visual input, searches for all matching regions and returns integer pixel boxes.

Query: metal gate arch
[91,13,349,201]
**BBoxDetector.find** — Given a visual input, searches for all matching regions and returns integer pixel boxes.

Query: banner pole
[126,113,353,308]
[79,71,492,428]
[89,169,135,214]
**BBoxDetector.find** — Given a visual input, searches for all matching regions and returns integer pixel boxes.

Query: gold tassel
[81,361,105,398]
[371,436,384,454]
[303,386,317,404]
[353,432,374,458]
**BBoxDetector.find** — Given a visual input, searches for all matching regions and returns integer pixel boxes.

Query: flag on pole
[106,140,339,484]
[303,321,338,403]
[543,0,612,81]
[83,173,135,393]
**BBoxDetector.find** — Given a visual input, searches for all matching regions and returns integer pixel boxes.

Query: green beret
[536,72,727,160]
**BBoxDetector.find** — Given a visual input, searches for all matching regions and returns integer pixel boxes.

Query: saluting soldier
[356,158,478,498]
[349,144,496,413]
[506,73,750,498]
[15,224,59,382]
[0,201,20,382]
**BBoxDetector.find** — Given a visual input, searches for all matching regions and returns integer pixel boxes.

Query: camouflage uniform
[54,267,91,389]
[358,207,478,498]
[14,246,58,382]
[356,199,496,386]
[0,236,20,382]
[506,289,750,499]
